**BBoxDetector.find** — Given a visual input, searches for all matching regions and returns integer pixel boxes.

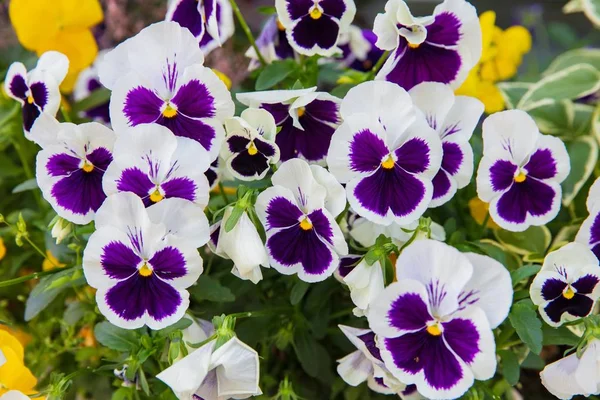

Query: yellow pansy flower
[0,331,38,396]
[0,238,6,261]
[9,0,104,93]
[456,11,532,114]
[468,197,500,229]
[0,326,31,348]
[42,251,66,272]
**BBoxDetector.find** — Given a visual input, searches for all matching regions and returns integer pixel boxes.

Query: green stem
[10,136,44,209]
[480,211,490,237]
[60,107,72,123]
[229,0,268,67]
[218,182,230,204]
[1,220,57,267]
[370,50,389,77]
[0,269,62,288]
[228,308,289,319]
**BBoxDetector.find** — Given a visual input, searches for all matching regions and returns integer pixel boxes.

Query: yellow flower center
[381,155,395,169]
[248,142,258,156]
[514,171,527,183]
[309,7,323,19]
[563,286,575,300]
[149,188,164,203]
[426,323,442,336]
[138,263,153,277]
[299,217,313,230]
[162,103,178,118]
[81,160,94,173]
[277,19,285,31]
[297,107,306,118]
[27,95,34,104]
[408,42,420,49]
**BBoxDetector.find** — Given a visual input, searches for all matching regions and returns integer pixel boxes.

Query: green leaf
[290,280,310,305]
[517,64,600,110]
[257,5,276,14]
[25,267,85,321]
[224,206,244,232]
[495,226,552,256]
[331,83,354,99]
[511,264,541,286]
[498,350,520,386]
[509,302,543,354]
[496,82,532,109]
[542,325,580,346]
[94,321,140,351]
[293,329,332,382]
[156,317,193,337]
[544,48,600,76]
[562,136,598,206]
[255,60,297,90]
[189,275,235,302]
[72,88,111,113]
[527,100,573,135]
[12,178,38,193]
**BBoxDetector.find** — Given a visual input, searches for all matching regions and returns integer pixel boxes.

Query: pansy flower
[255,159,348,282]
[246,16,296,70]
[409,82,484,207]
[237,88,342,164]
[337,257,385,317]
[275,0,356,57]
[338,26,384,72]
[83,192,209,329]
[99,21,235,159]
[373,0,481,90]
[74,50,111,125]
[576,178,600,261]
[476,110,570,232]
[327,81,442,226]
[33,116,115,225]
[530,243,600,327]
[5,51,69,137]
[222,108,280,181]
[368,240,512,399]
[165,0,235,55]
[103,124,211,208]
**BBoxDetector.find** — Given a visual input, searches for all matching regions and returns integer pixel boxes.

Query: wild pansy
[327,81,442,226]
[476,110,570,232]
[209,206,270,284]
[33,116,115,225]
[255,159,348,282]
[373,0,481,90]
[336,257,385,317]
[368,240,512,399]
[246,16,295,70]
[540,339,600,399]
[338,26,385,72]
[99,21,235,159]
[530,243,600,327]
[74,51,110,125]
[576,178,600,261]
[222,108,280,181]
[82,192,209,329]
[165,0,235,55]
[337,325,419,398]
[5,51,69,137]
[409,82,484,207]
[237,88,342,163]
[275,0,356,57]
[0,330,38,397]
[103,124,211,208]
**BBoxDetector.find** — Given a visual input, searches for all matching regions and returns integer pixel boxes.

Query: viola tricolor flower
[338,257,385,317]
[576,178,600,261]
[103,124,211,208]
[74,51,111,125]
[165,0,234,54]
[541,339,600,399]
[476,110,570,232]
[237,88,342,163]
[99,21,235,159]
[327,81,442,226]
[338,26,385,72]
[83,192,209,329]
[373,0,481,90]
[34,117,115,225]
[157,336,261,399]
[246,16,295,70]
[530,243,600,327]
[255,159,348,282]
[368,240,512,399]
[275,0,356,57]
[5,51,69,137]
[222,108,280,181]
[409,82,484,207]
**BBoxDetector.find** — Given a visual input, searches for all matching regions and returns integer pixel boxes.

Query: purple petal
[572,274,600,294]
[230,151,270,178]
[172,79,216,119]
[101,241,141,279]
[47,153,80,177]
[162,177,197,201]
[541,278,567,301]
[432,169,452,200]
[489,160,517,192]
[305,99,340,125]
[388,292,432,331]
[358,331,382,361]
[395,137,431,174]
[149,246,187,280]
[496,179,556,224]
[544,295,594,323]
[158,114,216,151]
[321,0,346,19]
[227,135,251,153]
[308,209,334,244]
[170,0,204,36]
[117,168,154,203]
[442,318,480,364]
[291,15,339,51]
[124,86,163,125]
[525,148,557,180]
[262,103,290,125]
[286,0,312,20]
[349,129,389,173]
[425,12,461,46]
[30,82,49,108]
[9,74,28,100]
[276,115,335,162]
[266,196,303,229]
[22,102,41,132]
[441,142,463,176]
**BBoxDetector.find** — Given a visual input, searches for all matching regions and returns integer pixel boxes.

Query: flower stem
[0,269,61,288]
[370,50,389,77]
[218,182,230,204]
[1,220,58,267]
[229,0,268,67]
[480,211,491,237]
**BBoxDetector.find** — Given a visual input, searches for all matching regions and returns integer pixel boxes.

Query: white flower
[576,177,600,262]
[50,217,72,244]
[73,49,111,125]
[341,258,385,317]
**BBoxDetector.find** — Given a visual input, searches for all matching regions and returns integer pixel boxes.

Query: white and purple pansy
[576,178,600,261]
[336,256,385,317]
[255,158,348,282]
[409,82,484,208]
[34,116,115,225]
[275,0,356,57]
[102,124,211,208]
[373,0,481,90]
[246,16,296,71]
[99,21,235,159]
[5,51,69,138]
[237,88,342,164]
[476,110,570,232]
[83,192,209,329]
[368,240,512,399]
[327,81,442,226]
[165,0,235,55]
[222,108,280,181]
[338,26,385,72]
[530,243,600,327]
[74,50,111,126]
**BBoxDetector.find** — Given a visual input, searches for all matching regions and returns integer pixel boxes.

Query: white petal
[344,259,385,314]
[28,112,61,148]
[182,316,214,348]
[95,192,152,232]
[372,0,401,50]
[575,340,600,394]
[271,159,327,212]
[236,87,317,108]
[157,235,204,290]
[210,337,261,397]
[337,350,373,386]
[0,391,31,400]
[541,351,592,399]
[481,110,540,165]
[441,96,484,143]
[35,51,69,85]
[349,216,390,247]
[310,165,346,218]
[542,242,599,273]
[409,82,455,132]
[575,211,598,251]
[146,198,210,249]
[586,177,600,213]
[4,62,27,104]
[240,107,277,140]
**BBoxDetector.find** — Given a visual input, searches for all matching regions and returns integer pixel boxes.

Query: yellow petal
[9,0,60,51]
[57,0,103,30]
[495,57,519,80]
[0,346,37,393]
[0,331,25,362]
[479,81,506,114]
[42,250,66,272]
[0,238,6,261]
[480,61,499,82]
[454,69,480,97]
[0,326,32,347]
[502,26,532,55]
[468,198,500,229]
[479,11,496,62]
[212,69,232,90]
